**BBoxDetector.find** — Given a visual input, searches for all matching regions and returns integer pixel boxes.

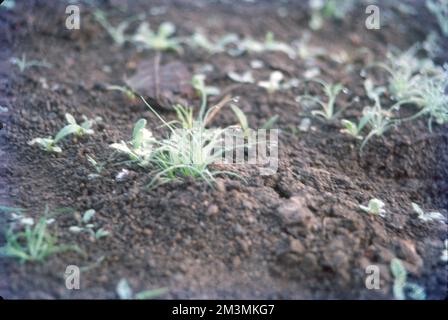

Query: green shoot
[359,198,386,217]
[340,119,365,140]
[189,32,238,54]
[227,71,255,84]
[297,79,344,120]
[93,10,137,46]
[390,258,426,300]
[69,209,110,240]
[116,278,167,300]
[28,137,61,153]
[411,202,445,223]
[192,74,220,121]
[86,154,104,174]
[110,118,156,167]
[258,71,284,94]
[54,113,99,144]
[132,22,181,52]
[105,84,137,100]
[262,115,279,130]
[230,104,249,137]
[10,54,52,73]
[0,207,79,263]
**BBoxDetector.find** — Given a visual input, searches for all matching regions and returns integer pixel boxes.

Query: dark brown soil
[0,0,447,299]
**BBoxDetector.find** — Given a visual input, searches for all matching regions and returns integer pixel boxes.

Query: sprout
[132,22,181,52]
[93,10,142,46]
[53,113,98,144]
[10,54,52,73]
[258,71,284,94]
[69,209,109,240]
[359,198,386,217]
[297,79,344,120]
[116,278,167,300]
[411,202,445,223]
[227,71,255,84]
[390,258,426,300]
[110,118,156,167]
[28,137,62,153]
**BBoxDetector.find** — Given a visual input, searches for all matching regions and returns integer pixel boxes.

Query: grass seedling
[261,115,279,130]
[86,154,104,174]
[230,104,249,137]
[390,258,426,300]
[192,74,220,121]
[10,54,52,73]
[360,198,386,217]
[258,71,284,94]
[132,22,181,52]
[110,118,156,167]
[411,202,445,223]
[297,79,344,120]
[116,278,167,300]
[0,207,79,263]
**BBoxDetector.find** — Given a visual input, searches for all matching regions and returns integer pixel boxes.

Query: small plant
[236,32,296,58]
[308,0,356,30]
[191,74,220,121]
[10,54,52,73]
[53,113,98,143]
[258,71,284,94]
[93,10,137,46]
[297,79,344,120]
[69,209,110,240]
[132,22,181,52]
[0,207,78,263]
[28,137,62,153]
[189,32,238,54]
[230,104,249,137]
[411,202,445,223]
[227,71,255,84]
[262,115,279,130]
[86,154,104,175]
[110,118,156,167]
[116,278,167,300]
[359,198,386,217]
[340,119,366,140]
[390,258,426,300]
[105,84,137,100]
[426,0,448,37]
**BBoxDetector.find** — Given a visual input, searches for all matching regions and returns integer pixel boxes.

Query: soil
[0,0,447,299]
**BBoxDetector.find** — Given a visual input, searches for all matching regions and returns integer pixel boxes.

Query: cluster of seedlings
[2,0,447,299]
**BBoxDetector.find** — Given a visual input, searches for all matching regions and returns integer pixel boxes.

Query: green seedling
[230,104,249,137]
[235,32,296,58]
[10,54,52,73]
[426,0,448,37]
[297,79,344,120]
[93,10,137,46]
[54,113,99,143]
[105,84,137,100]
[0,207,79,263]
[111,118,156,167]
[359,198,386,217]
[69,209,110,240]
[411,202,445,223]
[28,137,62,153]
[340,119,366,140]
[390,258,426,300]
[192,74,220,121]
[258,71,284,94]
[227,71,255,84]
[261,115,279,130]
[86,154,104,174]
[189,32,238,54]
[309,0,356,30]
[116,278,167,300]
[132,22,181,52]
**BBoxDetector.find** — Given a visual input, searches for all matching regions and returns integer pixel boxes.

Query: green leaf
[230,104,249,133]
[65,113,77,125]
[82,209,96,223]
[132,119,147,147]
[390,258,407,283]
[135,287,168,300]
[116,279,133,299]
[54,124,80,143]
[261,115,279,130]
